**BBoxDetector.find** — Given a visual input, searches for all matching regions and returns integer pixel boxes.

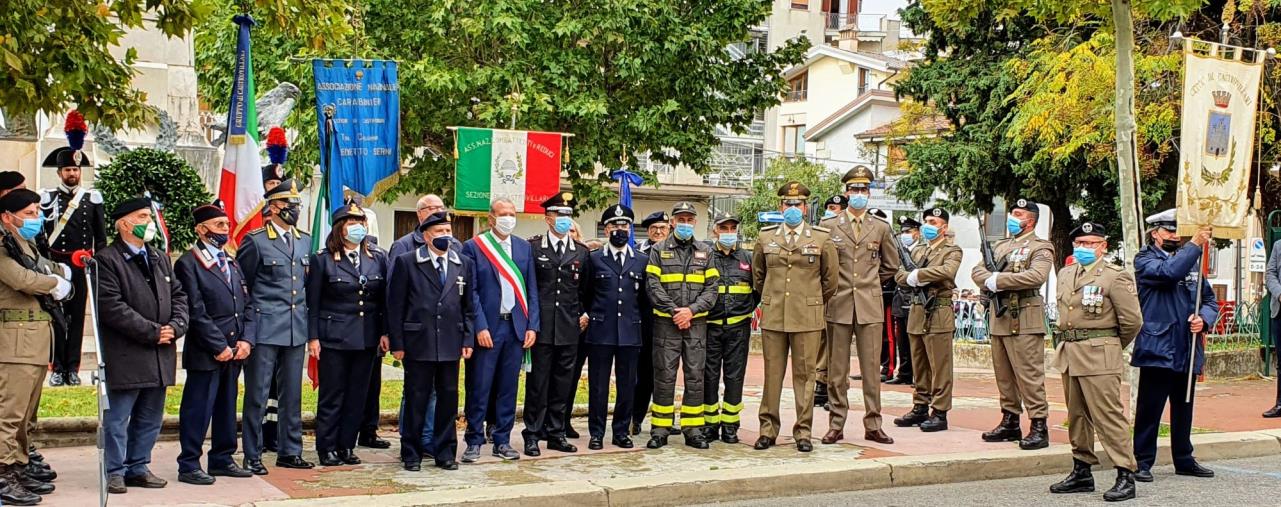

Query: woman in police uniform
[306,203,389,467]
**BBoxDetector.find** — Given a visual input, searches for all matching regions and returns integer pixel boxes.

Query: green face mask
[132,221,158,242]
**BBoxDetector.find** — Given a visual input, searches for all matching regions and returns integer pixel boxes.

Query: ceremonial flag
[611,169,643,246]
[218,14,265,246]
[1176,38,1265,239]
[146,192,171,254]
[453,127,564,212]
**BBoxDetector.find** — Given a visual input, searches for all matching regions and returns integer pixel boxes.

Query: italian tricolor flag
[218,14,265,246]
[454,127,564,212]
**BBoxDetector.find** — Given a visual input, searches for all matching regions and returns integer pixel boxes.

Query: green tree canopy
[735,157,842,240]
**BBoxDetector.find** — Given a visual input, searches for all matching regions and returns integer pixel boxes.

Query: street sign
[757,211,783,223]
[1249,237,1267,272]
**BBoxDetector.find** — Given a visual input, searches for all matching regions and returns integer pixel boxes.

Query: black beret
[192,200,227,225]
[923,207,950,222]
[330,203,367,225]
[0,188,41,213]
[1070,221,1108,239]
[824,195,847,208]
[640,211,669,228]
[0,171,24,191]
[111,196,152,221]
[870,208,888,220]
[1010,198,1039,213]
[601,204,635,224]
[898,215,922,230]
[418,211,452,231]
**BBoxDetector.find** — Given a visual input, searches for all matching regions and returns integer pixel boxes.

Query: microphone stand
[81,257,109,507]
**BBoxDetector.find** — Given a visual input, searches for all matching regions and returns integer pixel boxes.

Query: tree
[194,0,808,209]
[97,148,214,251]
[735,157,842,240]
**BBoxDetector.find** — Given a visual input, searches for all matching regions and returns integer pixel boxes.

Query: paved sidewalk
[33,355,1281,506]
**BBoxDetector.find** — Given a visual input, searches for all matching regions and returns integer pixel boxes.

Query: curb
[248,429,1281,507]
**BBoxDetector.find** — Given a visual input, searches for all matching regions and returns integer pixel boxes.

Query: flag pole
[1186,243,1209,403]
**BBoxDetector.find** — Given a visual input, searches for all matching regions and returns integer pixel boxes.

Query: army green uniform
[1054,261,1142,471]
[0,233,61,469]
[893,238,962,414]
[645,234,718,439]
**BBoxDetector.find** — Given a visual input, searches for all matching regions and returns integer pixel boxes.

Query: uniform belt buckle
[499,313,513,321]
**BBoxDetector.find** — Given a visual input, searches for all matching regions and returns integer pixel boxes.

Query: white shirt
[607,244,629,265]
[497,234,515,314]
[548,231,568,253]
[271,222,292,242]
[344,247,360,268]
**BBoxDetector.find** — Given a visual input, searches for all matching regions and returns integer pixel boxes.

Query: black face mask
[609,229,630,247]
[431,236,452,252]
[277,205,300,226]
[1159,238,1182,253]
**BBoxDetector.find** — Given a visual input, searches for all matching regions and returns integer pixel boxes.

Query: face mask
[674,223,694,240]
[822,210,837,220]
[899,233,916,248]
[205,232,229,249]
[277,205,300,226]
[609,229,630,247]
[848,194,869,209]
[921,224,940,241]
[344,223,368,244]
[15,214,42,241]
[718,232,738,248]
[1073,246,1098,265]
[782,206,803,227]
[1159,238,1181,253]
[553,216,573,235]
[493,216,517,235]
[132,221,158,242]
[1006,216,1024,236]
[431,235,452,252]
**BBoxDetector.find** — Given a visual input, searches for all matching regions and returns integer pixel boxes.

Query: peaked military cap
[330,202,367,225]
[1144,208,1177,232]
[418,211,452,231]
[264,178,302,204]
[842,165,874,189]
[541,191,577,215]
[601,204,635,225]
[672,201,697,216]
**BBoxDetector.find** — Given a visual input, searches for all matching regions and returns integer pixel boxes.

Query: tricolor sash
[474,231,529,317]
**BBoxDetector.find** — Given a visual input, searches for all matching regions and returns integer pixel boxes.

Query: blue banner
[313,59,400,214]
[611,169,643,246]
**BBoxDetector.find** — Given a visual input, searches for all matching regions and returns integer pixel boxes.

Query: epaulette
[1104,262,1123,271]
[761,225,780,232]
[811,225,830,232]
[88,189,103,204]
[246,227,266,236]
[528,234,544,243]
[871,214,889,224]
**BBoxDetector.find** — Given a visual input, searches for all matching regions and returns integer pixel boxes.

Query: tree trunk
[1048,199,1074,269]
[1112,0,1142,417]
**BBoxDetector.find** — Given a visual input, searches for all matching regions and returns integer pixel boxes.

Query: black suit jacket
[94,241,189,390]
[306,247,388,350]
[386,246,478,362]
[175,243,255,371]
[528,234,591,346]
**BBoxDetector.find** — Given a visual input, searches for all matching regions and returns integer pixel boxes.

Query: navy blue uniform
[388,247,478,465]
[306,247,388,456]
[1131,243,1218,472]
[174,243,255,474]
[585,246,649,439]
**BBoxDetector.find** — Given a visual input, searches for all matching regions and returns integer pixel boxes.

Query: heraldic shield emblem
[1205,90,1232,158]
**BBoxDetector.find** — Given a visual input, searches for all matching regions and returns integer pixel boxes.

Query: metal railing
[826,13,851,30]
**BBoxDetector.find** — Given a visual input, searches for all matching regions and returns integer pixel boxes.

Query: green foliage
[0,0,207,129]
[735,157,841,240]
[919,0,1203,30]
[194,0,807,209]
[96,148,214,251]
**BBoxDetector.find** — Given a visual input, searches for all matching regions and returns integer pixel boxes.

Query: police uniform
[387,211,477,470]
[644,202,718,449]
[892,208,961,432]
[819,167,900,445]
[308,204,388,467]
[585,205,647,448]
[522,192,591,455]
[970,198,1054,449]
[631,210,667,433]
[752,183,839,451]
[1050,222,1141,501]
[237,179,313,472]
[702,212,757,444]
[886,216,920,385]
[40,145,107,385]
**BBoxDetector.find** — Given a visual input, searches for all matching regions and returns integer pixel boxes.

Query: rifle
[977,214,1009,318]
[898,240,934,312]
[2,232,69,335]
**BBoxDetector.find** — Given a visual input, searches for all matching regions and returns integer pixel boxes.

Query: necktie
[217,252,230,284]
[854,218,863,238]
[788,231,797,245]
[437,257,447,286]
[617,252,625,267]
[556,240,564,256]
[348,251,360,270]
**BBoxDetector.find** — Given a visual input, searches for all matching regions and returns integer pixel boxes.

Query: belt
[1055,328,1119,342]
[654,309,709,319]
[498,313,513,321]
[925,297,952,310]
[0,309,51,322]
[708,313,752,326]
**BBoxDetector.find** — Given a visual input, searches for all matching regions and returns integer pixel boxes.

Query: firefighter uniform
[644,202,718,449]
[752,182,838,452]
[1049,222,1142,502]
[702,213,758,444]
[971,198,1054,449]
[892,208,961,432]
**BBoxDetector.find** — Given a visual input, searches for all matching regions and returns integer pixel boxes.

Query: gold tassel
[563,135,569,165]
[453,129,460,160]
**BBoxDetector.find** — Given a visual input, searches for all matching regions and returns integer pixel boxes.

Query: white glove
[57,263,72,279]
[907,269,921,287]
[51,276,73,301]
[985,274,998,292]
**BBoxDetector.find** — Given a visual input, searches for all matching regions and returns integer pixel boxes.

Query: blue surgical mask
[1073,246,1098,266]
[822,210,837,220]
[783,206,803,227]
[718,232,738,248]
[674,223,694,240]
[899,233,915,248]
[553,216,573,235]
[921,224,940,241]
[848,194,869,209]
[344,223,368,244]
[17,215,42,241]
[1007,216,1024,236]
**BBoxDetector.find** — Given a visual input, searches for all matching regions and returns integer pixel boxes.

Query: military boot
[813,381,829,409]
[981,411,1022,442]
[1019,418,1050,450]
[1050,459,1096,494]
[919,410,948,432]
[720,424,739,444]
[893,404,930,427]
[1103,468,1136,502]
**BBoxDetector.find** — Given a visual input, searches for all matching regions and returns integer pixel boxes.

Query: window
[858,67,870,96]
[786,72,808,102]
[782,125,807,155]
[792,0,809,10]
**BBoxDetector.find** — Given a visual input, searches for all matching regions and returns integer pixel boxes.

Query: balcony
[826,13,851,31]
[784,89,808,102]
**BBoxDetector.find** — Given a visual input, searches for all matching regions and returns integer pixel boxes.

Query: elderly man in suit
[173,201,256,485]
[96,196,189,494]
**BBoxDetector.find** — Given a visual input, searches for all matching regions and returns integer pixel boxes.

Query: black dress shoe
[436,460,459,471]
[48,372,64,387]
[630,421,643,436]
[796,440,813,452]
[178,470,216,486]
[1134,469,1153,482]
[66,372,82,386]
[358,436,392,449]
[17,471,54,494]
[341,449,362,465]
[547,438,578,453]
[1175,462,1215,478]
[403,461,421,471]
[612,435,634,449]
[588,437,604,450]
[564,426,581,439]
[318,451,343,467]
[524,440,541,456]
[209,463,254,478]
[124,471,168,488]
[243,458,268,475]
[1263,404,1281,418]
[24,463,55,482]
[646,435,667,449]
[27,446,43,464]
[276,455,315,469]
[753,436,775,450]
[1,481,42,505]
